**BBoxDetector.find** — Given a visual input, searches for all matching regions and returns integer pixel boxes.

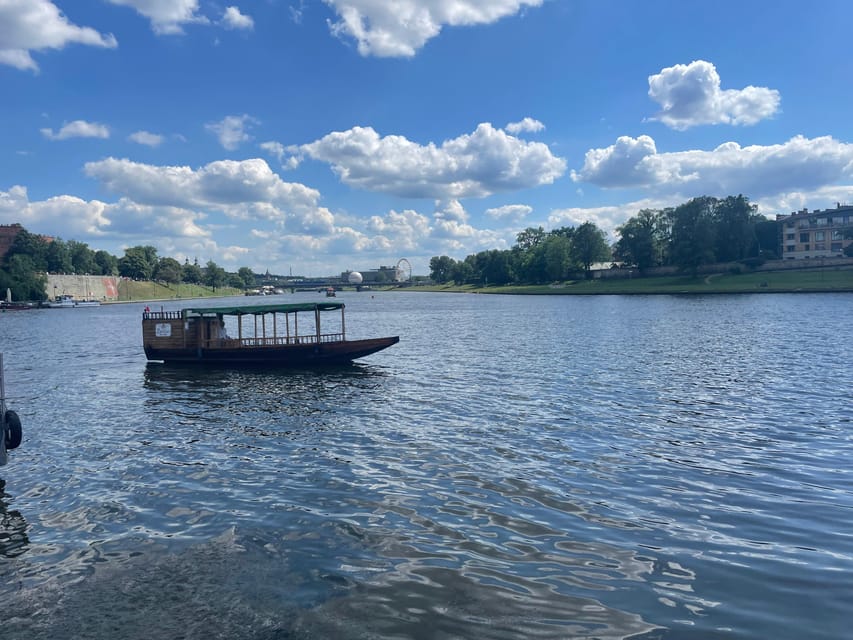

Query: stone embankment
[45,274,120,302]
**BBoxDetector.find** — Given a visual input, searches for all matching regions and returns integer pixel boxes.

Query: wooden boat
[142,301,399,365]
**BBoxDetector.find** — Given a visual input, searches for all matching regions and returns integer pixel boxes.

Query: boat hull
[144,336,399,365]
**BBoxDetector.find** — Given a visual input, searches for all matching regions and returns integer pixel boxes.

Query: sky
[2,0,853,277]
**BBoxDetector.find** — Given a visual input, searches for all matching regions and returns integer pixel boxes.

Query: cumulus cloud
[0,0,117,71]
[547,197,670,241]
[206,114,258,151]
[506,118,544,134]
[572,134,853,198]
[324,0,544,57]
[222,6,253,30]
[83,157,334,234]
[647,60,780,130]
[129,131,165,147]
[484,204,532,223]
[290,122,566,199]
[41,120,110,140]
[106,0,207,35]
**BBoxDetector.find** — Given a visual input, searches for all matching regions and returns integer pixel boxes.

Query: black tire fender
[4,409,22,450]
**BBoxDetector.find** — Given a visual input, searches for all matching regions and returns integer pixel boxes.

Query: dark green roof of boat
[182,301,345,317]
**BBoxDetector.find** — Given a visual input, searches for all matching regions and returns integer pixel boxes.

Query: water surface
[1,292,851,638]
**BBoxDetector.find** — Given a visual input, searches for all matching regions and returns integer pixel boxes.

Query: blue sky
[2,0,852,277]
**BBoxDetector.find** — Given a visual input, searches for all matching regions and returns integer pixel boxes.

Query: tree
[670,197,717,275]
[714,195,756,262]
[182,259,203,284]
[429,255,456,284]
[94,250,118,276]
[119,246,158,279]
[68,240,98,274]
[204,260,227,291]
[236,266,255,289]
[515,226,546,252]
[478,250,513,285]
[4,254,47,300]
[543,235,571,281]
[571,221,610,275]
[46,238,73,273]
[615,209,663,272]
[7,229,49,271]
[154,257,183,284]
[752,217,780,259]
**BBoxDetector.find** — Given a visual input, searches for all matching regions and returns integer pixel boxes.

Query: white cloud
[0,0,117,71]
[647,60,780,130]
[506,117,544,134]
[83,157,333,234]
[41,120,110,140]
[222,6,253,30]
[571,135,664,188]
[206,114,258,150]
[106,0,207,35]
[292,122,566,199]
[129,130,165,147]
[572,134,853,198]
[484,204,532,223]
[324,0,544,57]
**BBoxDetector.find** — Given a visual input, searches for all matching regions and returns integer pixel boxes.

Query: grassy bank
[114,280,242,302]
[410,266,853,295]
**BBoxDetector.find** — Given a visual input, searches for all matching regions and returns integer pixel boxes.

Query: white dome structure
[348,271,363,285]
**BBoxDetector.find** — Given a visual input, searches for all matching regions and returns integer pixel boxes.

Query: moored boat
[142,301,399,365]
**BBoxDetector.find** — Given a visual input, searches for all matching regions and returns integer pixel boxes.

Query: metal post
[315,307,321,343]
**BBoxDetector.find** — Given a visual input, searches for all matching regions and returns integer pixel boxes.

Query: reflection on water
[1,293,852,639]
[0,479,29,558]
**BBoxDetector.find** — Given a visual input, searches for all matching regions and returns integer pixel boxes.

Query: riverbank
[410,265,853,295]
[111,280,242,302]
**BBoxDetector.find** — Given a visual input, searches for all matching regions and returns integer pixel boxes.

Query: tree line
[429,195,781,285]
[0,228,257,301]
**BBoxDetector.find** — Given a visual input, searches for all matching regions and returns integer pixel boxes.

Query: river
[1,291,851,639]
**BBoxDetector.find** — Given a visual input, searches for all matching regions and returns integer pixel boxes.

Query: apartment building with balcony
[777,204,853,259]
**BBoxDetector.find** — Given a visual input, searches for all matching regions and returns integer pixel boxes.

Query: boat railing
[144,311,183,320]
[203,333,345,349]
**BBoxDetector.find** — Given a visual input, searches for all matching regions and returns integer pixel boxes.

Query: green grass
[411,266,853,295]
[115,280,242,302]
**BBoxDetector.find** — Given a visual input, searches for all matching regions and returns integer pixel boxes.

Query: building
[777,204,853,259]
[0,223,24,262]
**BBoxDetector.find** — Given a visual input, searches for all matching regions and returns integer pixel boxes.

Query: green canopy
[182,301,344,317]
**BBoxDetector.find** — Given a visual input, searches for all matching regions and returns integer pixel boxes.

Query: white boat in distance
[46,294,101,308]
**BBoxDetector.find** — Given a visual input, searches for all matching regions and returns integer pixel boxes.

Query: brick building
[777,204,853,258]
[0,223,24,261]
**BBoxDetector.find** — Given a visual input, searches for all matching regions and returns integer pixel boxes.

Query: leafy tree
[154,257,183,284]
[429,255,456,284]
[670,197,717,275]
[450,258,474,284]
[615,209,665,272]
[182,259,203,284]
[236,266,255,289]
[46,238,73,273]
[68,240,98,274]
[119,246,158,279]
[751,217,780,259]
[7,229,49,271]
[204,260,227,291]
[94,250,118,275]
[714,195,756,262]
[515,226,546,252]
[478,249,514,285]
[571,221,610,275]
[4,254,47,300]
[227,273,245,289]
[543,235,571,281]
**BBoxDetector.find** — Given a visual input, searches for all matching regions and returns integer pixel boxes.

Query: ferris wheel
[395,258,412,282]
